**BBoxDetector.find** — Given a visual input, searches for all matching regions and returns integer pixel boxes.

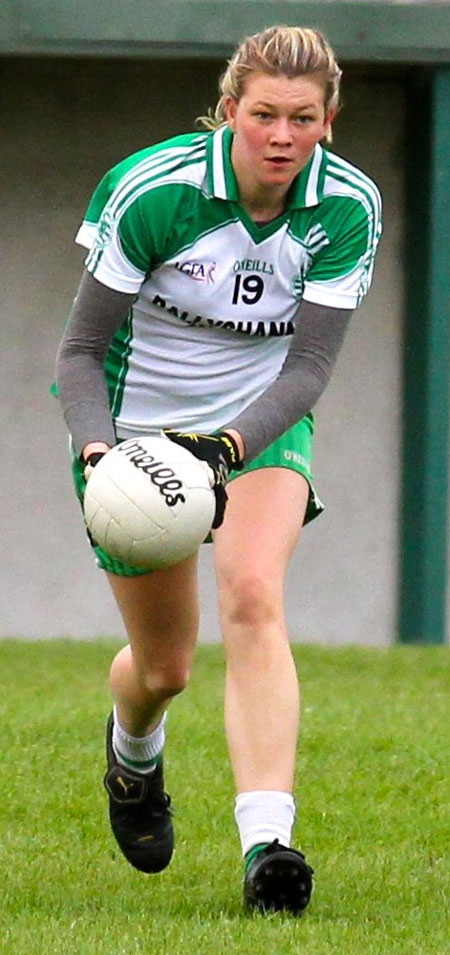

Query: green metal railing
[399,68,450,643]
[1,1,450,63]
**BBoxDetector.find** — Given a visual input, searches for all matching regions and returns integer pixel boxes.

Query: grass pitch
[1,640,449,955]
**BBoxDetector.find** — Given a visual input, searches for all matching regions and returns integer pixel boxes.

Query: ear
[224,96,238,130]
[324,108,336,140]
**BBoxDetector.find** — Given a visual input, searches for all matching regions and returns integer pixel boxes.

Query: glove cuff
[220,432,243,471]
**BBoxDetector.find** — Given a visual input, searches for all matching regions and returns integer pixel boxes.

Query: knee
[140,665,190,702]
[110,644,192,708]
[218,571,282,632]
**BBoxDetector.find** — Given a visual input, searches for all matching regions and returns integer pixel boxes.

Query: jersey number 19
[231,274,264,305]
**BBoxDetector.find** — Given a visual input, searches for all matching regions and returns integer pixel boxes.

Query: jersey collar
[206,125,326,208]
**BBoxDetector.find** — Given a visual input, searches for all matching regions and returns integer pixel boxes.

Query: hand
[163,430,243,529]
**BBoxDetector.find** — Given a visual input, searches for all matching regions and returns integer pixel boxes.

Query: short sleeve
[81,195,153,294]
[303,191,382,309]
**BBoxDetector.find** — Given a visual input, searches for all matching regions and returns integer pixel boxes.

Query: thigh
[214,467,310,585]
[228,415,324,527]
[106,553,199,670]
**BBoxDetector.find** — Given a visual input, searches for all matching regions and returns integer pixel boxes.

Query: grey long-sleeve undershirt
[56,270,352,461]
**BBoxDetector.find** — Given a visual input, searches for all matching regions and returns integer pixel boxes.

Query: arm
[55,270,136,458]
[224,301,353,462]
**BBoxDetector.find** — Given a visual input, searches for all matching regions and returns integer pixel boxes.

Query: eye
[293,115,314,124]
[254,111,273,121]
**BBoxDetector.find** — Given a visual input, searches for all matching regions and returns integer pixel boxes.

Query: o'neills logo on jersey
[233,258,274,275]
[174,260,216,283]
[118,440,186,507]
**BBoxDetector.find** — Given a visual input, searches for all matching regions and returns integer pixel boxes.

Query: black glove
[83,451,106,482]
[81,451,107,547]
[163,430,243,529]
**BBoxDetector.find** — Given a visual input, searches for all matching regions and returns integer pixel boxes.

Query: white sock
[112,707,167,774]
[235,790,296,856]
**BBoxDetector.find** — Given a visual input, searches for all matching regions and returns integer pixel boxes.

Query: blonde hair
[199,25,342,141]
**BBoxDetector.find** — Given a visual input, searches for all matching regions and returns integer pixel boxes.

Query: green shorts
[71,414,323,576]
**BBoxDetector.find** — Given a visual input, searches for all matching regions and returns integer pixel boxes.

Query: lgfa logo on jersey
[175,260,216,283]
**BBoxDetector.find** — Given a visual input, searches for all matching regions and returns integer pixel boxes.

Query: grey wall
[0,58,404,643]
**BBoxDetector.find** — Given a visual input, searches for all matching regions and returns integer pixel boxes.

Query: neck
[241,193,286,221]
[237,181,288,221]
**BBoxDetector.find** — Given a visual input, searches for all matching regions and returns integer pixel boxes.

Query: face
[225,71,334,202]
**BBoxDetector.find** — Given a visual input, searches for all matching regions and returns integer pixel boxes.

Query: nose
[270,117,293,145]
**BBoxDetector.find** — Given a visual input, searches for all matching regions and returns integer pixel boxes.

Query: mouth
[265,157,293,168]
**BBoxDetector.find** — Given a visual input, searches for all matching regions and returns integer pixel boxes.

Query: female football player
[56,24,381,914]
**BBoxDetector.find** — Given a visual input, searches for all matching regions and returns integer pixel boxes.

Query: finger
[212,486,228,529]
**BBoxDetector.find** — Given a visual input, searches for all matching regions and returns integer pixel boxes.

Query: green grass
[1,640,449,954]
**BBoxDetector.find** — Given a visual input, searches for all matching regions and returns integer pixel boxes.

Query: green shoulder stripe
[118,182,239,273]
[324,155,382,241]
[107,141,207,222]
[83,132,208,227]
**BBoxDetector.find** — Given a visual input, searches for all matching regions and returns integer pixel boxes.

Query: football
[83,434,216,569]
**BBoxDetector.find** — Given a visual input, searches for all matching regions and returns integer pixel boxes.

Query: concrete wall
[0,57,404,643]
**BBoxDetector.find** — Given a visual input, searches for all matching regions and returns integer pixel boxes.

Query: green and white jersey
[76,126,382,438]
